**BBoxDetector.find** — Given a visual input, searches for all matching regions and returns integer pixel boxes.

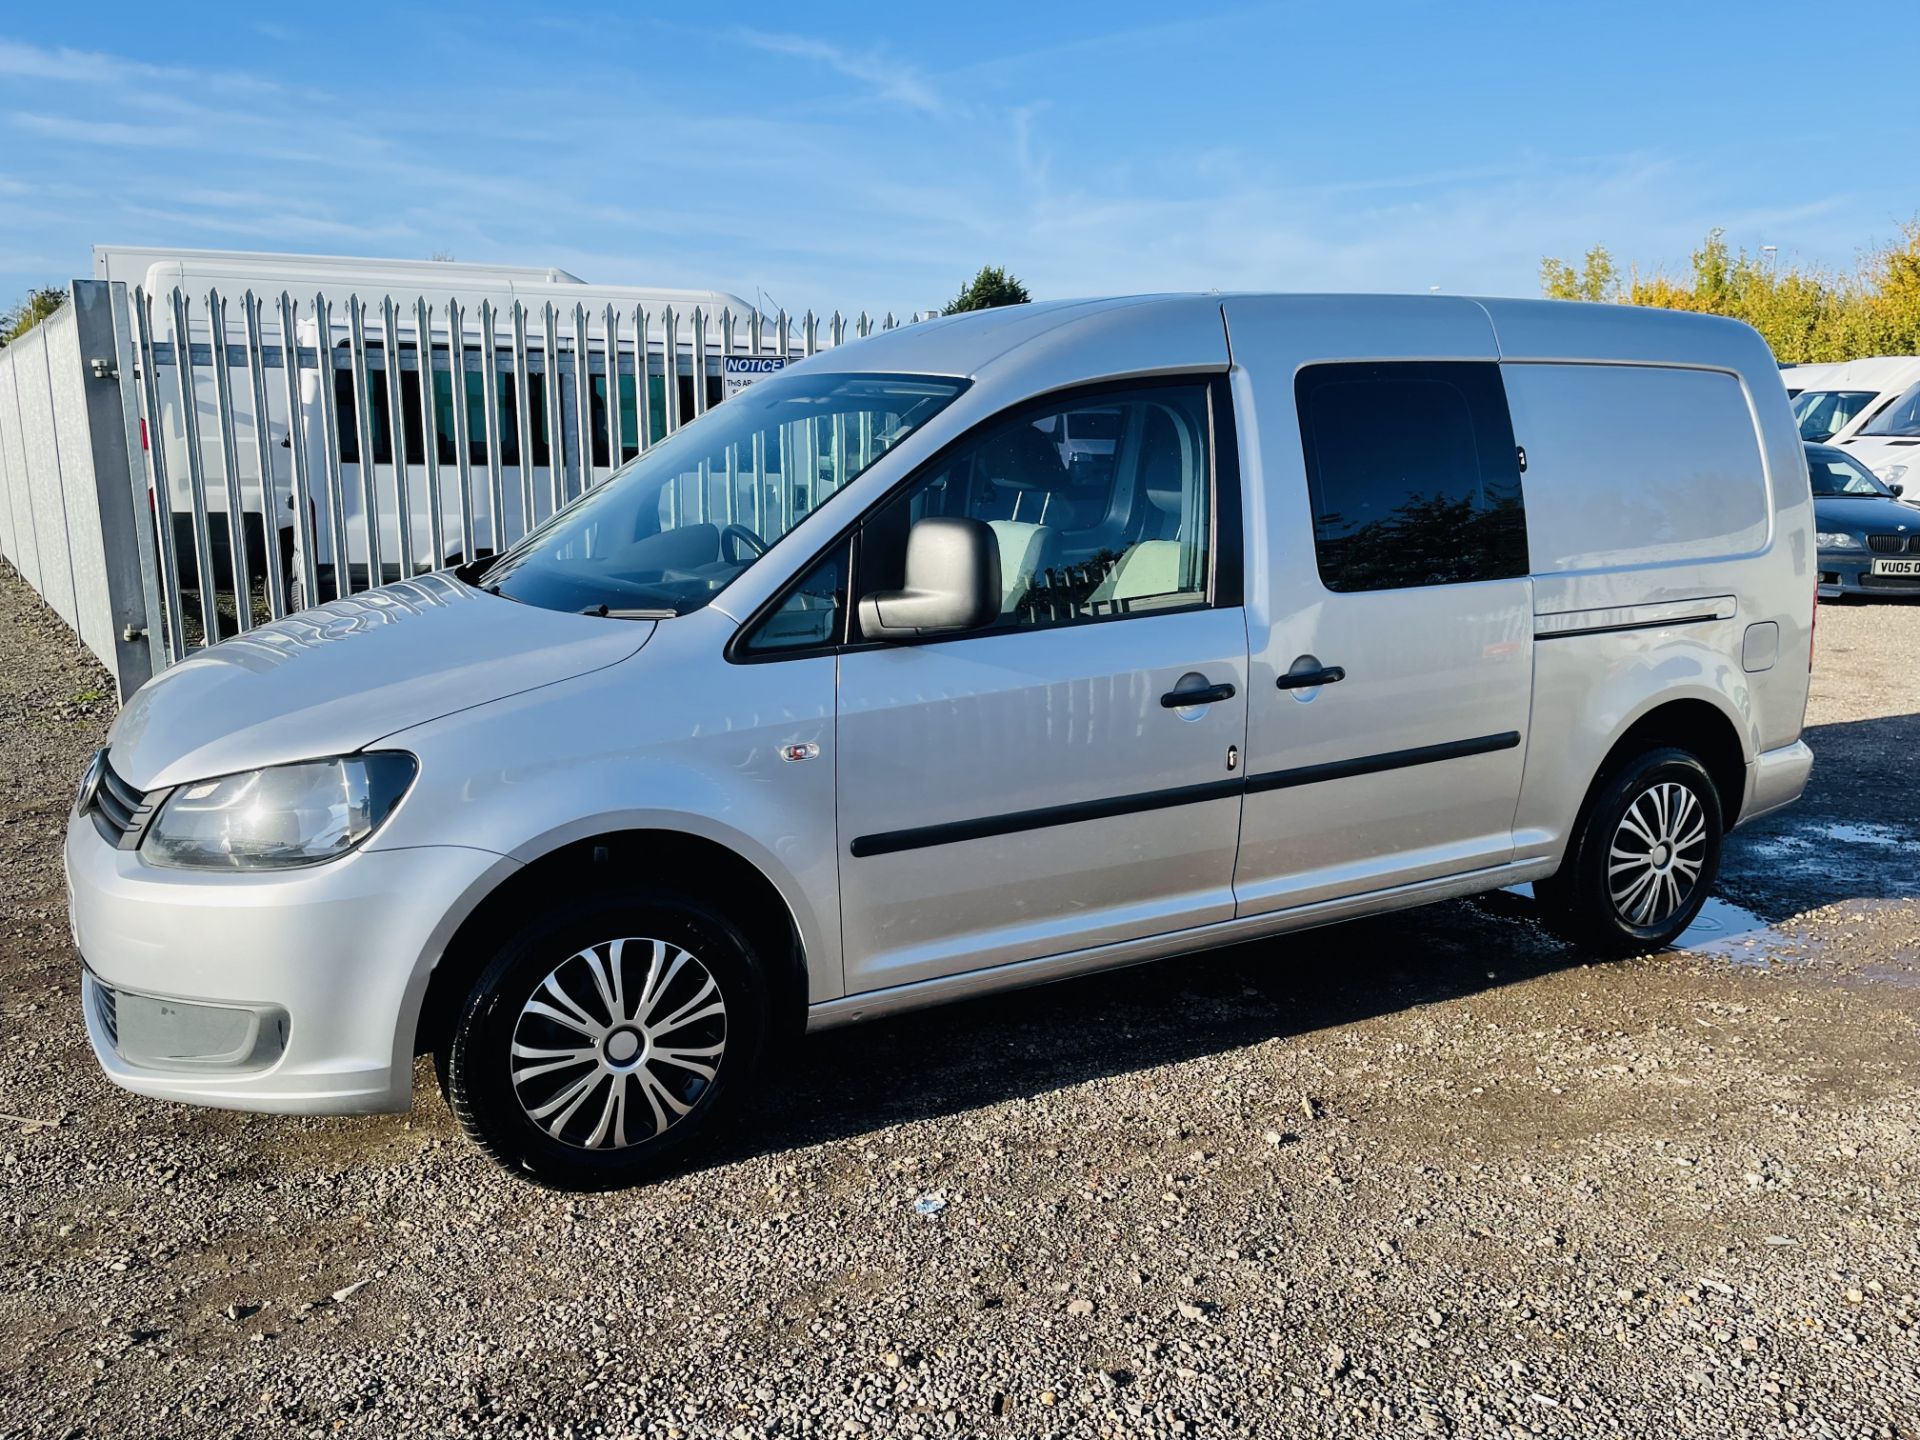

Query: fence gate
[0,278,911,700]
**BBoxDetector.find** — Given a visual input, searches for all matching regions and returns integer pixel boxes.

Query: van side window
[859,382,1216,632]
[1295,362,1526,592]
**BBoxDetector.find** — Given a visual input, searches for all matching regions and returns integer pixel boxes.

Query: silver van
[66,295,1815,1189]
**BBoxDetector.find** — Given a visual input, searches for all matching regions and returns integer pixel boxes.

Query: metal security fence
[134,285,913,662]
[0,283,161,695]
[0,277,914,698]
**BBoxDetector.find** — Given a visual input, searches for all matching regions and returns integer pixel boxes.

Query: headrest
[1140,409,1186,516]
[978,421,1070,493]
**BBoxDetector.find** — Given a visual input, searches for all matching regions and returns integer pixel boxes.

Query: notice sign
[724,354,787,401]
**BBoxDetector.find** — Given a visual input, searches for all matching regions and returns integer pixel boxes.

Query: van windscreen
[473,372,966,618]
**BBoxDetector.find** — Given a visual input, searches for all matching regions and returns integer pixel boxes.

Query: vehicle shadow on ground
[699,711,1920,1174]
[703,890,1570,1172]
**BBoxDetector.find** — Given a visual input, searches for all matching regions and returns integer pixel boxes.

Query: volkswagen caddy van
[67,295,1815,1189]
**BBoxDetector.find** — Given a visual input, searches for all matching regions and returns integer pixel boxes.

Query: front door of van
[835,379,1249,995]
[1221,299,1535,915]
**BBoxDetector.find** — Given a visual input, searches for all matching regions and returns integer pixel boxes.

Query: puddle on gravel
[1504,884,1818,968]
[1741,818,1920,893]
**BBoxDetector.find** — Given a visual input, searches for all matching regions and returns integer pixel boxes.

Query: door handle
[1161,681,1236,708]
[1275,665,1345,690]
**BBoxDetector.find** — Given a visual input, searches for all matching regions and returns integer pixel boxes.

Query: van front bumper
[65,814,509,1115]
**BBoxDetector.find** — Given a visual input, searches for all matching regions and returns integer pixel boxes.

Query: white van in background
[1789,356,1920,443]
[110,246,758,603]
[1835,377,1920,488]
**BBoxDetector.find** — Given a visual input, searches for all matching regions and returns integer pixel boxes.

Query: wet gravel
[2,562,1917,1439]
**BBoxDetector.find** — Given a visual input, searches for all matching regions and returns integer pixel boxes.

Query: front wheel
[440,892,771,1190]
[1534,747,1724,957]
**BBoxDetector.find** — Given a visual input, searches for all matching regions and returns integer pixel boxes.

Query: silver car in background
[67,295,1815,1189]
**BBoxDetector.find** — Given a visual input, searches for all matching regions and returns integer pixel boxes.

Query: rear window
[1500,364,1769,571]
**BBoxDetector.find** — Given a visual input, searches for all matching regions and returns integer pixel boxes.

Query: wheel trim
[509,937,728,1152]
[1607,781,1708,929]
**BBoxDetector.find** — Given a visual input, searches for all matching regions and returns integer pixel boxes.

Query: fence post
[74,281,161,698]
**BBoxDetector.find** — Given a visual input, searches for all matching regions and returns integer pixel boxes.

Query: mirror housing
[1890,481,1905,497]
[858,516,1001,641]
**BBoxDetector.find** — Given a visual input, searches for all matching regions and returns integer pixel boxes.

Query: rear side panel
[1480,300,1813,850]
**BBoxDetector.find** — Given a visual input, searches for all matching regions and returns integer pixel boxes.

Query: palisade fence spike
[661,304,679,440]
[345,294,382,590]
[135,285,188,658]
[858,311,871,339]
[632,304,651,457]
[415,295,444,575]
[205,288,252,633]
[831,311,845,347]
[572,301,592,490]
[380,295,411,577]
[510,300,534,531]
[313,291,351,602]
[541,301,562,513]
[478,298,505,543]
[604,303,623,476]
[691,305,708,420]
[277,291,318,614]
[804,311,818,357]
[239,288,286,618]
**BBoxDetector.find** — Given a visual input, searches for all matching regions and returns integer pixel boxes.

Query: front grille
[1866,533,1920,554]
[89,754,152,848]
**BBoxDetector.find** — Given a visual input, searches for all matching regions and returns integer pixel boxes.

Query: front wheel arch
[415,829,808,1066]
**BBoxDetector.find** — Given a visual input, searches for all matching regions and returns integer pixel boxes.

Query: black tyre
[1534,747,1723,957]
[440,891,771,1190]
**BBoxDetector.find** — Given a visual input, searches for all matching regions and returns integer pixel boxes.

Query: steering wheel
[719,523,769,564]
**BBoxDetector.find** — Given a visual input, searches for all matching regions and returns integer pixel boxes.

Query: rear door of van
[1222,297,1534,915]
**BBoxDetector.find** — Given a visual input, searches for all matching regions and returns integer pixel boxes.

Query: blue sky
[0,1,1909,315]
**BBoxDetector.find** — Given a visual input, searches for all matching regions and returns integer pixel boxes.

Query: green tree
[1540,246,1619,303]
[0,287,66,346]
[1541,222,1920,364]
[944,265,1030,315]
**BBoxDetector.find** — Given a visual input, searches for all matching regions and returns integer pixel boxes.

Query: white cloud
[11,112,198,148]
[733,29,943,114]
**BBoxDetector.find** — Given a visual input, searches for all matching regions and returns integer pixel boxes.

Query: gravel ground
[2,561,1917,1439]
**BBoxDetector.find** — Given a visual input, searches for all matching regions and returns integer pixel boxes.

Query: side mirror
[858,516,1001,641]
[1890,482,1905,497]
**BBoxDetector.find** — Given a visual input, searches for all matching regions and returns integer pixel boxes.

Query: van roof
[816,293,1778,380]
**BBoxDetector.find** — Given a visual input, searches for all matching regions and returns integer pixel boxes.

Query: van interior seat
[978,423,1072,610]
[1094,410,1192,605]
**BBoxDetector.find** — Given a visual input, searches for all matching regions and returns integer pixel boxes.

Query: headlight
[1816,531,1861,550]
[141,753,417,871]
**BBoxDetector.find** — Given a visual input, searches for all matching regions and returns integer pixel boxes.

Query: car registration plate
[1870,558,1920,576]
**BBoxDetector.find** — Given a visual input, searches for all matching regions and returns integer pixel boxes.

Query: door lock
[1226,744,1239,772]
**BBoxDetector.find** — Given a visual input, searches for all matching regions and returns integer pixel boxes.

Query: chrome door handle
[1275,665,1345,690]
[1161,681,1236,708]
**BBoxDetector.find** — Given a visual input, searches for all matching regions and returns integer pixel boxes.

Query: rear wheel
[1534,747,1723,957]
[440,891,770,1190]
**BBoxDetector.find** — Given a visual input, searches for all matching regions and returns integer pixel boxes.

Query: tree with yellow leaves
[1540,225,1920,363]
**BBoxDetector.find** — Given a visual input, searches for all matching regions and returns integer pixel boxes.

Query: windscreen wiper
[582,605,676,620]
